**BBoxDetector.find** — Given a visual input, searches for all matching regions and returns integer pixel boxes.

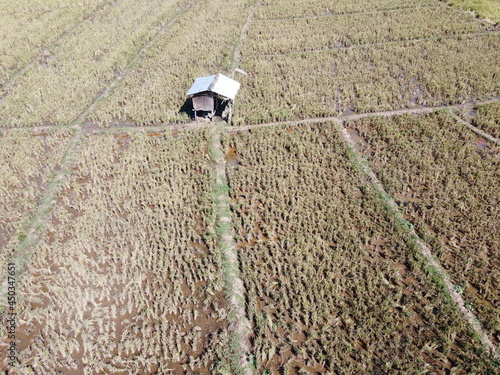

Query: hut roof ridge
[186,73,240,100]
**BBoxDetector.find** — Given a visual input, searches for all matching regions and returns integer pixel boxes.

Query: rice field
[346,112,500,346]
[225,124,496,373]
[1,0,499,373]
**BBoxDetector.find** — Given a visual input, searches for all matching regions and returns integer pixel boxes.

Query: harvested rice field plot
[0,0,185,127]
[0,130,71,282]
[460,101,500,139]
[225,124,496,374]
[0,0,105,86]
[88,0,254,127]
[347,112,500,345]
[234,33,500,124]
[4,131,231,373]
[245,5,491,55]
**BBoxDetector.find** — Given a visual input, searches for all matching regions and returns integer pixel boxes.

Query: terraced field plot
[246,5,491,55]
[234,34,500,124]
[233,0,500,124]
[0,0,499,373]
[0,0,186,127]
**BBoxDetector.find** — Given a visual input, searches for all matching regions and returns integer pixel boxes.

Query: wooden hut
[186,73,240,121]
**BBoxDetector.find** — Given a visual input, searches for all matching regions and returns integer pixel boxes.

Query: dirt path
[0,0,113,97]
[335,118,500,359]
[228,98,500,131]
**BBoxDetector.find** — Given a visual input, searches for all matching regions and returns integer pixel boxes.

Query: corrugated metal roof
[186,73,240,100]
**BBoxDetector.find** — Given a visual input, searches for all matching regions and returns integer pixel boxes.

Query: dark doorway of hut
[192,95,233,122]
[179,95,232,122]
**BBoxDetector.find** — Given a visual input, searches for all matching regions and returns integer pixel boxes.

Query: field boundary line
[447,110,500,146]
[229,0,263,77]
[1,98,499,134]
[227,98,500,132]
[252,29,499,57]
[209,124,254,375]
[334,118,500,359]
[255,2,440,21]
[0,0,113,96]
[0,125,83,310]
[83,121,215,135]
[210,1,263,371]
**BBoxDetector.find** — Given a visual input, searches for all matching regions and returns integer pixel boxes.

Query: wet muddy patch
[345,127,373,156]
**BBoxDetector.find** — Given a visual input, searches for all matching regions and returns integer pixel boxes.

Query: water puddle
[225,146,240,169]
[114,134,130,150]
[345,127,372,155]
[411,83,423,105]
[109,117,138,128]
[189,239,209,254]
[394,262,407,277]
[473,138,500,160]
[475,138,489,150]
[341,108,355,117]
[30,132,48,137]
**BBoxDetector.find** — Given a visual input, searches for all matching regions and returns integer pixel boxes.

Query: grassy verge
[445,0,500,23]
[209,123,254,375]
